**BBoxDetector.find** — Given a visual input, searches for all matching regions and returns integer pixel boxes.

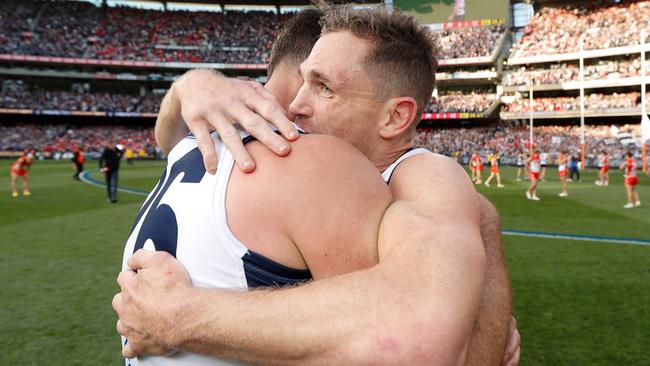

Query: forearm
[465,195,512,366]
[166,270,391,365]
[154,81,189,155]
[161,205,484,365]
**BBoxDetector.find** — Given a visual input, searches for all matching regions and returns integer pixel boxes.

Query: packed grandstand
[0,0,648,168]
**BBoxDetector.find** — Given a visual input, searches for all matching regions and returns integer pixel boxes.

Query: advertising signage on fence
[421,112,483,120]
[1,108,484,120]
[0,54,267,70]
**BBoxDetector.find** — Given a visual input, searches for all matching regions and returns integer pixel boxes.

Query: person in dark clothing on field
[568,154,580,182]
[99,144,124,203]
[71,147,85,181]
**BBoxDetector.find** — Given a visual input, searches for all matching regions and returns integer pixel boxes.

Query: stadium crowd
[503,92,650,113]
[0,1,507,63]
[0,123,157,156]
[426,91,496,113]
[511,1,650,58]
[504,59,650,87]
[0,0,288,64]
[2,122,641,170]
[435,24,505,59]
[414,124,643,167]
[0,85,162,113]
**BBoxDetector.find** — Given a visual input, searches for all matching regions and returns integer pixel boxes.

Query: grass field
[1,159,649,365]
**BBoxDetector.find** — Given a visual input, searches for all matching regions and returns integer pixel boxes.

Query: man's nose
[289,84,312,118]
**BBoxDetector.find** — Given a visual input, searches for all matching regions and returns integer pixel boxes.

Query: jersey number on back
[130,147,205,257]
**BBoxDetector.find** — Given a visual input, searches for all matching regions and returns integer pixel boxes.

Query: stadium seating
[0,123,156,156]
[504,59,650,87]
[0,83,162,113]
[414,124,642,167]
[434,24,505,60]
[510,1,650,58]
[0,0,288,64]
[503,93,650,113]
[426,91,496,113]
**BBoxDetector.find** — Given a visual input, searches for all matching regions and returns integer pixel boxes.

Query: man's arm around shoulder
[154,82,189,155]
[372,153,487,364]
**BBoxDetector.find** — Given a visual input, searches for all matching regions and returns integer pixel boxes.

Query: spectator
[511,2,650,58]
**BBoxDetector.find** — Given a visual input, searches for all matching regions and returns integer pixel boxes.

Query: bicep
[374,156,486,362]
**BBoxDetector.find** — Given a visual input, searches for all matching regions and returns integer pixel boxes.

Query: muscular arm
[466,195,512,366]
[131,154,486,365]
[154,82,189,155]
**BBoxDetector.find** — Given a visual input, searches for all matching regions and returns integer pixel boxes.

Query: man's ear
[378,97,418,140]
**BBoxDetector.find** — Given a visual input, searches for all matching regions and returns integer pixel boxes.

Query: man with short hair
[115,5,518,365]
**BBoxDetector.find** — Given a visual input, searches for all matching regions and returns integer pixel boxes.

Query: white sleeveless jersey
[382,148,432,183]
[121,131,310,366]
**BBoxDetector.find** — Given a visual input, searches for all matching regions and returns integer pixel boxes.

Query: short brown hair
[268,8,323,77]
[319,3,439,118]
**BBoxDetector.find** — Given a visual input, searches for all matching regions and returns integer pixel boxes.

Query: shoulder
[231,134,393,278]
[388,152,479,221]
[244,134,383,183]
[391,153,473,192]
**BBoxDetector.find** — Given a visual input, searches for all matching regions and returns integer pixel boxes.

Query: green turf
[0,160,648,365]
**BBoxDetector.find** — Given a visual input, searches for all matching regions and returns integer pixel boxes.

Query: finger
[189,119,218,175]
[505,343,521,366]
[212,113,256,173]
[127,249,157,271]
[246,84,298,142]
[251,82,294,120]
[504,329,521,366]
[116,319,127,336]
[112,293,123,314]
[117,269,137,289]
[233,105,291,157]
[123,342,138,359]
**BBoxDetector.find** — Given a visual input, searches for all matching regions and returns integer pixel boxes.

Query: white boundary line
[79,170,149,197]
[80,169,649,246]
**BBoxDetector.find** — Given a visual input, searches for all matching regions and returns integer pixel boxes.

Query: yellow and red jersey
[11,156,32,176]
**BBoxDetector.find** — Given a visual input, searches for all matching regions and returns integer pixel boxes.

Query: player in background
[539,151,548,181]
[557,151,569,197]
[525,150,542,201]
[484,152,504,188]
[470,152,483,184]
[10,150,34,197]
[595,151,609,186]
[568,154,580,182]
[515,150,526,181]
[125,148,135,165]
[71,147,85,181]
[620,152,641,208]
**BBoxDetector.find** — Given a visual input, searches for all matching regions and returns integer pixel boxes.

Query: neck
[371,138,415,173]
